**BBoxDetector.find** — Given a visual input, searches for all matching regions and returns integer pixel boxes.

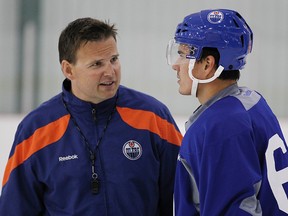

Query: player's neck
[197,80,237,104]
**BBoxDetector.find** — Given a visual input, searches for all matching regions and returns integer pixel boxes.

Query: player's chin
[179,87,191,95]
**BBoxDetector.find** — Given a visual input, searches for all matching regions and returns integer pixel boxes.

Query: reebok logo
[59,154,79,162]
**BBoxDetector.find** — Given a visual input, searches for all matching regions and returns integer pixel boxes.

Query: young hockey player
[166,8,288,215]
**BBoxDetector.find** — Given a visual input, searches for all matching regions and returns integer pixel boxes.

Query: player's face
[171,45,192,95]
[62,37,121,104]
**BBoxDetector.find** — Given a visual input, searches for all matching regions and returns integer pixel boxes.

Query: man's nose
[172,63,179,71]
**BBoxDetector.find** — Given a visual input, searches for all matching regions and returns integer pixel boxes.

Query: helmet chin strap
[188,59,224,96]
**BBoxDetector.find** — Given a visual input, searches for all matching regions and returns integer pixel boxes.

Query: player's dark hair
[199,47,240,81]
[58,17,117,64]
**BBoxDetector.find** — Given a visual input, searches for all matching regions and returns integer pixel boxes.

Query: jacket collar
[62,79,118,117]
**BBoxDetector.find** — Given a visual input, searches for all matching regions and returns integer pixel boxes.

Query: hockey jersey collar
[185,83,240,131]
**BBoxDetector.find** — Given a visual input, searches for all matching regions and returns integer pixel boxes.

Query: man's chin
[179,89,191,96]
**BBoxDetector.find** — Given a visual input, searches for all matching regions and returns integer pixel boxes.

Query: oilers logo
[123,140,142,160]
[207,11,224,24]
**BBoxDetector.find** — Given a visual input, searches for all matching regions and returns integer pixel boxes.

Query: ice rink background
[1,0,288,117]
[0,114,287,192]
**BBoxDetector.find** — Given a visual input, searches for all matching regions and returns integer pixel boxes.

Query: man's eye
[91,61,103,67]
[111,56,119,63]
[177,51,186,58]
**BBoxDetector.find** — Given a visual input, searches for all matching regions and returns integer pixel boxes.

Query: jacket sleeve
[0,127,45,215]
[0,113,70,215]
[157,112,182,216]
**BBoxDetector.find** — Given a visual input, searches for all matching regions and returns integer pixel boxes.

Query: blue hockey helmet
[168,9,253,70]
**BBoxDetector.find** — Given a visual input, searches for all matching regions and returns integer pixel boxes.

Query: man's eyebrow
[86,54,120,67]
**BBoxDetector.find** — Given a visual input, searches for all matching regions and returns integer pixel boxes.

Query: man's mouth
[100,81,114,86]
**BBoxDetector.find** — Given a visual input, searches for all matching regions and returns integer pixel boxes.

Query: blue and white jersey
[175,83,288,216]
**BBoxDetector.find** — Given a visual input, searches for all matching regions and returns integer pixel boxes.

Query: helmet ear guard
[173,9,253,70]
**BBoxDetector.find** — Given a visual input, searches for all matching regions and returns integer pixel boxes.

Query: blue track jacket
[0,79,182,215]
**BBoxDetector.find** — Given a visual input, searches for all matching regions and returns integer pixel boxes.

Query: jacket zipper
[92,108,97,122]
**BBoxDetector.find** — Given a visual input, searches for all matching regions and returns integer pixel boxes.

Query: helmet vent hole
[229,65,234,70]
[232,19,239,28]
[236,12,243,20]
[240,35,244,47]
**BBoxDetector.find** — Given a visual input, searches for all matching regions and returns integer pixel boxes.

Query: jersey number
[265,134,288,213]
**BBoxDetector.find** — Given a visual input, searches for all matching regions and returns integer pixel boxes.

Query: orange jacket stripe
[117,107,182,146]
[2,114,70,187]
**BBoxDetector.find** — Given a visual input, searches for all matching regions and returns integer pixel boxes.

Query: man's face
[63,36,121,104]
[171,44,193,95]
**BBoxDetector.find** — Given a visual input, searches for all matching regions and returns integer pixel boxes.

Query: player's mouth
[177,72,180,79]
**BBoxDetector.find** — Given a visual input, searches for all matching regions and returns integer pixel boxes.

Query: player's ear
[61,60,74,80]
[204,55,216,73]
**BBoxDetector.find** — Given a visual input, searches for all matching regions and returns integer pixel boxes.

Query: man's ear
[61,60,74,80]
[204,55,216,72]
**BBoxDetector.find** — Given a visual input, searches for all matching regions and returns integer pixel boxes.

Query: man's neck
[197,79,237,104]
